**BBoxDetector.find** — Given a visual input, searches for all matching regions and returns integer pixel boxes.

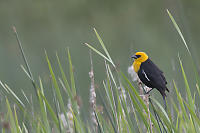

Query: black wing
[148,59,167,84]
[138,59,168,94]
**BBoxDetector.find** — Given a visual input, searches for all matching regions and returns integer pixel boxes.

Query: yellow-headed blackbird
[132,52,169,107]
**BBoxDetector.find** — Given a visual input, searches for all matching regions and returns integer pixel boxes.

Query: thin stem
[149,98,163,133]
[12,26,38,97]
[137,78,153,133]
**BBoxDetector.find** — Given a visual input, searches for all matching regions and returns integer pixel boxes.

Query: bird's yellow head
[132,52,148,63]
[132,52,149,72]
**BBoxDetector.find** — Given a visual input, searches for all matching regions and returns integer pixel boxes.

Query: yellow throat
[132,52,148,73]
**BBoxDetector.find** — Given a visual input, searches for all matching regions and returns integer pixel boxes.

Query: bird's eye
[131,54,141,59]
[136,55,141,58]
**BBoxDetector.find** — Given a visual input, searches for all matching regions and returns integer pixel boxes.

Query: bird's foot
[145,87,153,94]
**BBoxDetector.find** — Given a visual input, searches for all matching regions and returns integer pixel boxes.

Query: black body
[138,59,169,97]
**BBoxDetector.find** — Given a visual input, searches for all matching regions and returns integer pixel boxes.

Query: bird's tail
[160,88,168,110]
[163,95,167,110]
[166,87,169,92]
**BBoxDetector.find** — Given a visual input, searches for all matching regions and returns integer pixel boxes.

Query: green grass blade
[94,111,105,133]
[179,57,194,111]
[13,26,38,97]
[167,10,200,92]
[189,115,197,133]
[0,80,9,93]
[45,51,67,116]
[175,113,180,132]
[120,75,149,128]
[151,98,175,132]
[6,98,17,133]
[166,9,191,55]
[20,65,32,80]
[22,123,29,133]
[123,83,149,128]
[38,119,47,133]
[85,43,112,64]
[67,49,76,97]
[37,80,51,133]
[173,80,189,121]
[129,94,143,133]
[97,88,118,132]
[196,84,200,99]
[56,53,73,100]
[104,62,119,131]
[120,72,148,113]
[52,88,63,133]
[67,49,79,115]
[70,108,85,133]
[120,72,161,131]
[171,99,179,113]
[184,101,200,126]
[102,81,117,126]
[21,90,30,105]
[119,87,134,131]
[120,72,159,128]
[151,98,170,123]
[167,10,200,88]
[14,106,21,133]
[107,64,117,88]
[1,81,25,108]
[40,93,60,129]
[4,84,25,108]
[93,28,115,67]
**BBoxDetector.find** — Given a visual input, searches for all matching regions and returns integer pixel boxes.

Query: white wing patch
[142,69,150,81]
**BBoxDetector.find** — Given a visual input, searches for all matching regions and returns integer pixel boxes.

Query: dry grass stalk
[137,77,153,133]
[89,50,98,132]
[67,99,74,133]
[128,66,153,132]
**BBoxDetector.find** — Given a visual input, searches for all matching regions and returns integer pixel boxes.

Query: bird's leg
[137,78,153,95]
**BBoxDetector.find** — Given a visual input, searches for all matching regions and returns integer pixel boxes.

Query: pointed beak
[131,55,137,59]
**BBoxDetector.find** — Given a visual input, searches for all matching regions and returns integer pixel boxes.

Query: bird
[132,52,169,108]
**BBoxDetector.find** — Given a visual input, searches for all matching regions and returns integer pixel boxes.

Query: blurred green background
[0,0,200,113]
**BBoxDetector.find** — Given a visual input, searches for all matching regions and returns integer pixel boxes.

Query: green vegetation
[0,10,200,133]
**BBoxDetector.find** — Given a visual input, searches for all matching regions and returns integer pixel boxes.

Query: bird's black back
[138,59,169,97]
